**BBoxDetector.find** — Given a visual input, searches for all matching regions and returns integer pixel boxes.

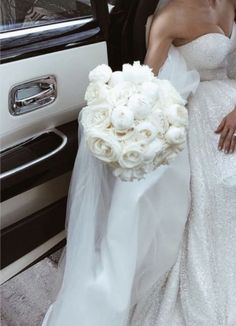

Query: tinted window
[0,0,93,32]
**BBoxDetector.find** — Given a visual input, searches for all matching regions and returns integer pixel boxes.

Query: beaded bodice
[177,23,236,81]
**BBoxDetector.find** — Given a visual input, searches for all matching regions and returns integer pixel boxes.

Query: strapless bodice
[177,23,236,81]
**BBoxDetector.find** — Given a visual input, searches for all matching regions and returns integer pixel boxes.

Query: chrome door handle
[0,128,67,180]
[15,85,55,108]
[9,75,57,116]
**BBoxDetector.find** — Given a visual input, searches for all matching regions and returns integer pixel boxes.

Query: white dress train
[41,20,236,326]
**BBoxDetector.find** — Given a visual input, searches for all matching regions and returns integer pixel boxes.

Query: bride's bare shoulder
[150,2,189,40]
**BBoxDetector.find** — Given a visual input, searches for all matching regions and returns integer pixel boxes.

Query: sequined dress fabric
[129,25,236,326]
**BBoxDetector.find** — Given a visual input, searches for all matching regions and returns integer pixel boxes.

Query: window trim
[0,0,109,64]
[0,17,93,40]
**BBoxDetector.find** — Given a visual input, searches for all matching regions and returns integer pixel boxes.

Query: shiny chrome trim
[9,75,57,116]
[0,129,68,180]
[0,17,93,40]
[15,86,55,108]
[108,4,114,12]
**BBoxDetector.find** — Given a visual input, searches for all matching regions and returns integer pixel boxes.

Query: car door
[0,0,110,284]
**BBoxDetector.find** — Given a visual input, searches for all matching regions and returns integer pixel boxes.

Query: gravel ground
[1,249,63,326]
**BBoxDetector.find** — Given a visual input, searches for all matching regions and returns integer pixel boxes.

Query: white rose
[155,142,186,166]
[154,79,186,107]
[119,143,144,168]
[108,71,124,87]
[159,143,185,166]
[111,106,134,131]
[112,167,134,182]
[112,166,148,182]
[86,130,121,163]
[85,82,110,105]
[143,138,164,162]
[140,82,160,104]
[165,151,179,165]
[134,121,158,144]
[128,94,153,119]
[165,104,188,127]
[81,104,112,130]
[109,81,136,106]
[122,61,154,84]
[154,151,174,167]
[165,126,186,145]
[149,109,169,137]
[89,64,113,84]
[112,128,135,141]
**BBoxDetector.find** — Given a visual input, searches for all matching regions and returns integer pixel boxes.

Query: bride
[42,0,236,325]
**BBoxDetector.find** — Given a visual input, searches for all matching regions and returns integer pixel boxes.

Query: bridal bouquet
[81,62,188,181]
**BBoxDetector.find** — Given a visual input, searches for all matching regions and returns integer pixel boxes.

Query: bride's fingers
[229,131,236,153]
[218,126,229,150]
[223,128,235,153]
[215,118,226,133]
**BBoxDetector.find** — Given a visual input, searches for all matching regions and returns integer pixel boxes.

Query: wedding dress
[41,13,236,326]
[129,23,236,326]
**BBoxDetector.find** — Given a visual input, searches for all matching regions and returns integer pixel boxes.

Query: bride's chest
[178,37,232,70]
[177,26,236,72]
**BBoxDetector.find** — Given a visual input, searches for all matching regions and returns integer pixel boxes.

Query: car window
[0,0,94,32]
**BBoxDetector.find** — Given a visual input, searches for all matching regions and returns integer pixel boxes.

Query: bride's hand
[215,107,236,154]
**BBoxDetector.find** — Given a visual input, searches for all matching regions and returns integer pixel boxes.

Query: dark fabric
[133,0,160,63]
[107,0,160,70]
[107,0,139,70]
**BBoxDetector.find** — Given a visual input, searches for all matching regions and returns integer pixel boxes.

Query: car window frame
[0,0,109,64]
[0,0,95,34]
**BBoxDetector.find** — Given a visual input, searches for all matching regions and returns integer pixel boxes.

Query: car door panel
[0,0,109,283]
[0,41,107,150]
[1,121,78,201]
[1,231,66,284]
[0,121,76,283]
[1,172,71,229]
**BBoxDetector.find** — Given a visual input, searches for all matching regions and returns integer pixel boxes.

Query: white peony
[109,81,136,106]
[89,64,113,84]
[119,143,144,168]
[108,71,124,87]
[143,138,164,162]
[165,104,188,127]
[154,79,186,107]
[86,131,121,163]
[149,109,169,137]
[111,106,134,131]
[165,126,186,145]
[85,82,110,105]
[128,94,153,119]
[134,121,158,144]
[140,82,160,104]
[122,61,154,84]
[81,104,112,130]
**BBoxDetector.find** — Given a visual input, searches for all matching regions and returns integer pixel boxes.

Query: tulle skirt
[41,45,201,326]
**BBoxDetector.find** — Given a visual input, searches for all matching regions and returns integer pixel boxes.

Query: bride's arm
[144,14,174,75]
[215,1,236,154]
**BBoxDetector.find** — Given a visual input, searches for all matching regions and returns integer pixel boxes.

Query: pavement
[1,249,63,326]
